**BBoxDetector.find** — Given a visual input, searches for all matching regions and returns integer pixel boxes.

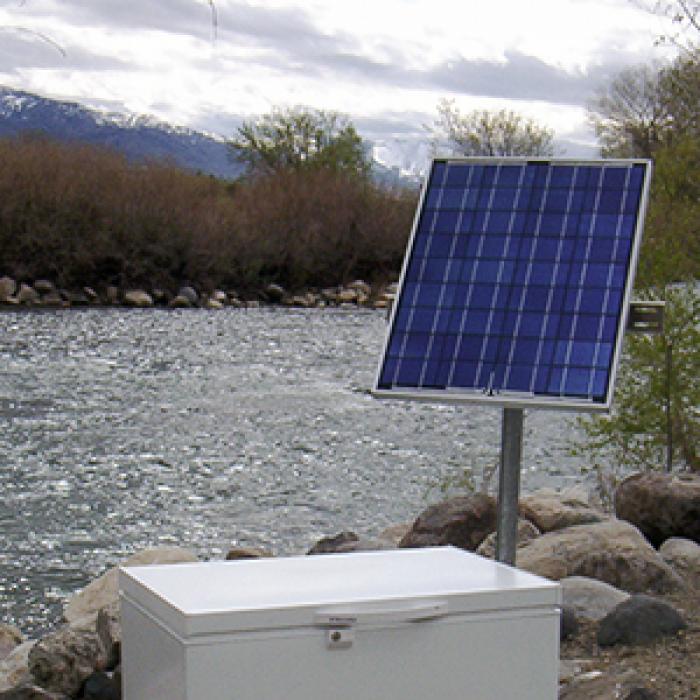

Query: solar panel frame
[372,157,652,412]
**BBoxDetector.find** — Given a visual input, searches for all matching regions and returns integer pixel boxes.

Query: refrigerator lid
[119,546,560,638]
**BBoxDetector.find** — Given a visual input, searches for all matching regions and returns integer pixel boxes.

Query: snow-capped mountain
[0,87,244,180]
[0,87,426,185]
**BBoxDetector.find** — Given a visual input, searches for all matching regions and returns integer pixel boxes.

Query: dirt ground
[560,589,700,699]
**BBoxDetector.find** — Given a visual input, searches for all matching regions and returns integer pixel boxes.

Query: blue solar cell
[441,189,465,209]
[376,158,649,408]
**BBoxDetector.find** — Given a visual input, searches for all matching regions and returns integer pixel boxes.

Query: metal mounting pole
[495,408,524,566]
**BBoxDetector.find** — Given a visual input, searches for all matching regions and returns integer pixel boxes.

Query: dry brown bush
[0,135,415,293]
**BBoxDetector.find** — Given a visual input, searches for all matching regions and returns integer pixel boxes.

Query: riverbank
[0,275,396,311]
[1,473,699,699]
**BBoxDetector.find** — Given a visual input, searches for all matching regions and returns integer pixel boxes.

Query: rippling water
[0,307,590,635]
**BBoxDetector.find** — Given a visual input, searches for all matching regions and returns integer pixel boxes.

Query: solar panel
[373,158,651,411]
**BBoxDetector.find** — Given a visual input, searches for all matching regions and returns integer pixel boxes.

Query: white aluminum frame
[371,157,653,413]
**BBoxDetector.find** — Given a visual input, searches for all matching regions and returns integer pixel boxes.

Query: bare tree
[430,99,555,157]
[633,0,699,51]
[587,64,669,157]
[587,51,699,156]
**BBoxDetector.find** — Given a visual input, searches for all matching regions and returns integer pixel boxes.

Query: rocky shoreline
[1,471,698,699]
[0,276,396,311]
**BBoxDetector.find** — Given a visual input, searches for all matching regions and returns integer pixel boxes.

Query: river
[0,307,591,635]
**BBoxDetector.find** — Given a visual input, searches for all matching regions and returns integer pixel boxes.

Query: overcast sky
[0,0,679,167]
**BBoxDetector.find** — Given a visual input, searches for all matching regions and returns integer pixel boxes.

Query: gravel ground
[560,589,700,699]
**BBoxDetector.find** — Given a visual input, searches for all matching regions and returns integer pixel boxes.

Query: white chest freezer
[119,546,561,700]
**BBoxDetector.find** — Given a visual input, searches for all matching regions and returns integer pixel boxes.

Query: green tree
[430,99,555,157]
[637,136,700,286]
[229,106,371,177]
[578,40,700,475]
[578,285,699,472]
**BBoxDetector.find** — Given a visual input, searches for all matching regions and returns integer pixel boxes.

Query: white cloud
[0,0,681,162]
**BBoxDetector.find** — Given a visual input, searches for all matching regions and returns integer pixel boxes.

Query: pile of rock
[1,471,697,698]
[0,276,398,311]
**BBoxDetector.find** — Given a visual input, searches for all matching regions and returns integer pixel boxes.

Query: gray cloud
[0,28,131,73]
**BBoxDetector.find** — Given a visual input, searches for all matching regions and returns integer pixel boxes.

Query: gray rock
[264,283,286,302]
[615,472,700,547]
[519,491,603,533]
[0,276,16,300]
[82,671,120,700]
[347,279,371,296]
[95,603,120,671]
[123,290,153,308]
[211,290,228,304]
[561,576,630,622]
[0,626,22,663]
[376,523,412,547]
[516,519,684,593]
[559,669,658,699]
[307,532,392,555]
[399,494,497,551]
[476,518,540,558]
[168,294,192,308]
[32,280,54,295]
[0,641,34,693]
[659,537,700,589]
[177,286,198,305]
[225,546,272,560]
[64,546,198,624]
[597,594,687,647]
[28,624,104,697]
[16,285,39,305]
[560,604,580,641]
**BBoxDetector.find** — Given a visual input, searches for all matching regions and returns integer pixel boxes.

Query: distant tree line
[0,133,414,292]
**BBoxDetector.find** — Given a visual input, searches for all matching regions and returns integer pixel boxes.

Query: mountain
[0,87,244,180]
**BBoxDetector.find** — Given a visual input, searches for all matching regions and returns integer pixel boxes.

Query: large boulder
[516,519,684,594]
[28,621,104,697]
[659,537,700,590]
[615,472,700,547]
[476,518,540,558]
[82,670,120,700]
[560,576,630,622]
[0,627,22,663]
[64,546,198,624]
[376,523,412,547]
[399,495,497,551]
[597,594,687,647]
[519,490,604,533]
[0,641,35,693]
